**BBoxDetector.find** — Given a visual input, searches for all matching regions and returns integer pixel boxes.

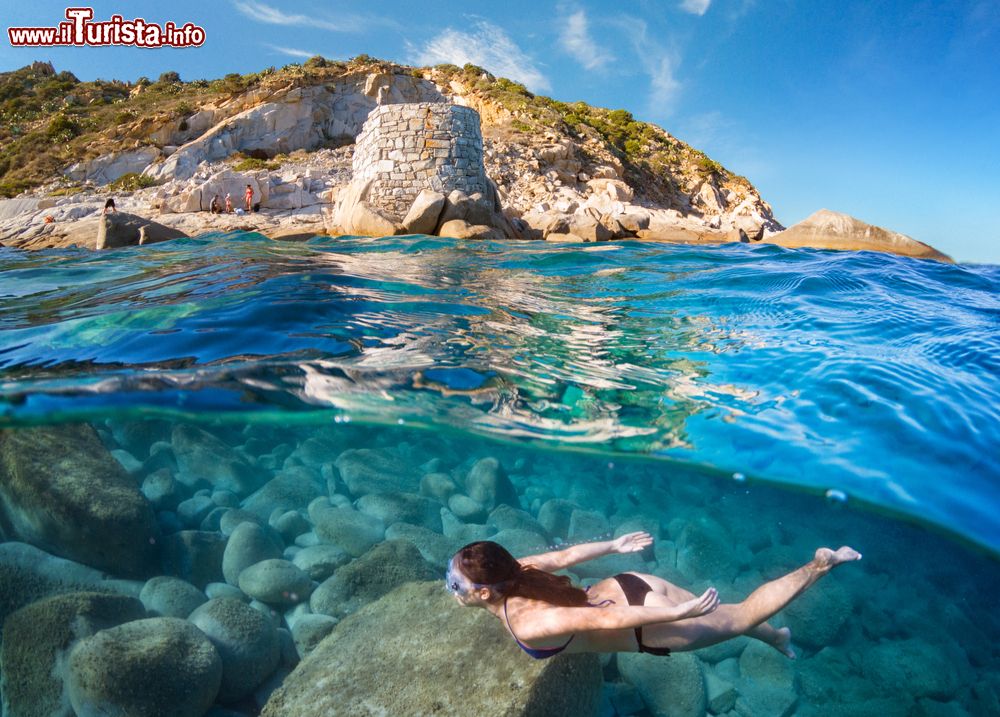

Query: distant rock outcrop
[766,209,953,262]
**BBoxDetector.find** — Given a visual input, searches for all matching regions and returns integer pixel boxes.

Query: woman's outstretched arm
[514,587,720,642]
[519,531,653,572]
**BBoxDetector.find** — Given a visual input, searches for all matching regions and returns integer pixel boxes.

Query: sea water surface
[1,234,999,715]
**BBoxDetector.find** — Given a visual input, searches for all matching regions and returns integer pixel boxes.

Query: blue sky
[3,0,999,263]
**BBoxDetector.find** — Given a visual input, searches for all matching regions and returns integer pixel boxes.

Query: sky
[2,0,999,263]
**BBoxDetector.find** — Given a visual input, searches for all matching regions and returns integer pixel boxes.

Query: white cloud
[560,9,613,70]
[232,1,360,32]
[680,0,712,16]
[616,17,682,114]
[410,21,551,93]
[265,44,317,59]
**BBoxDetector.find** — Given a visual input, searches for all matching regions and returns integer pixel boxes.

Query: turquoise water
[2,234,998,552]
[1,234,999,716]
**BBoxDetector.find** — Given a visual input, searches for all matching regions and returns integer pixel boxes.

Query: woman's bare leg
[641,546,861,654]
[636,574,794,656]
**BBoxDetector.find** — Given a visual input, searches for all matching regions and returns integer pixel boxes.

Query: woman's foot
[813,546,862,572]
[770,626,796,659]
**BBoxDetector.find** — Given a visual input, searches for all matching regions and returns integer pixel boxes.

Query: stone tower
[351,103,487,220]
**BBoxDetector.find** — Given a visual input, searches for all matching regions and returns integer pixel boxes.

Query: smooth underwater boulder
[262,581,602,717]
[619,651,707,717]
[66,617,222,717]
[0,591,146,717]
[0,424,160,577]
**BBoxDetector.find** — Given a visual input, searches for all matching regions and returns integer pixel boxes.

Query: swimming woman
[446,532,861,659]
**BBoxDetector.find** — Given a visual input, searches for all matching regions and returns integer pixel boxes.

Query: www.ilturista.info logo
[8,7,206,48]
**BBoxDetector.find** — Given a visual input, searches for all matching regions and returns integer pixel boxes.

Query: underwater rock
[567,509,609,543]
[537,498,579,538]
[291,544,350,581]
[441,508,494,544]
[161,530,227,589]
[142,468,182,511]
[261,581,602,717]
[0,542,143,632]
[270,510,311,543]
[861,637,965,699]
[489,528,549,557]
[419,471,458,503]
[66,617,222,717]
[447,493,487,522]
[241,467,324,521]
[356,491,443,532]
[172,424,263,496]
[177,494,216,528]
[488,504,549,537]
[463,457,519,512]
[188,598,281,704]
[219,508,269,537]
[333,448,421,496]
[0,591,146,717]
[206,582,248,602]
[782,575,853,649]
[735,641,797,716]
[139,575,207,618]
[0,424,160,578]
[223,522,284,586]
[310,540,436,620]
[704,670,737,714]
[675,515,748,584]
[290,614,338,659]
[384,522,459,568]
[619,651,706,717]
[308,498,385,557]
[238,559,313,606]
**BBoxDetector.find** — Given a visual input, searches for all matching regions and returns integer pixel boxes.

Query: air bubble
[732,472,746,482]
[825,489,848,505]
[397,418,405,425]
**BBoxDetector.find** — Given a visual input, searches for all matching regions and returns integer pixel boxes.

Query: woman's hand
[609,531,654,555]
[673,587,720,619]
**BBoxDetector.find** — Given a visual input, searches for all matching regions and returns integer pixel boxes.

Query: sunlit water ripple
[1,233,998,552]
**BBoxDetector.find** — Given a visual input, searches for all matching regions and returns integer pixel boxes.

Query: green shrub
[304,55,329,68]
[108,172,157,191]
[46,114,80,140]
[157,71,181,84]
[233,157,280,172]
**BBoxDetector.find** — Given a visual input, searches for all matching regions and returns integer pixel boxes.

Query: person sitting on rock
[244,184,254,213]
[210,194,221,214]
[103,197,116,214]
[446,533,860,659]
[225,193,233,213]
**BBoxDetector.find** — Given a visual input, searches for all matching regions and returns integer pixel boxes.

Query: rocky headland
[0,58,950,260]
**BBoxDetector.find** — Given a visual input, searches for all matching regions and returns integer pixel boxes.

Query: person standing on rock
[225,193,233,213]
[244,184,254,213]
[446,533,861,659]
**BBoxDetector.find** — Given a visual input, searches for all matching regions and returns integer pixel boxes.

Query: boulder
[291,543,350,581]
[0,592,146,717]
[861,637,965,699]
[262,581,602,717]
[172,424,263,495]
[238,559,313,606]
[333,447,421,496]
[781,576,853,649]
[356,491,442,532]
[96,211,187,249]
[308,499,385,557]
[241,468,324,521]
[0,424,160,577]
[619,651,707,717]
[66,617,222,717]
[290,614,338,658]
[464,457,518,512]
[438,218,504,241]
[0,543,142,633]
[310,540,435,619]
[140,575,207,618]
[188,598,281,703]
[161,530,227,589]
[63,147,160,185]
[384,522,458,568]
[401,189,446,234]
[766,209,952,261]
[223,522,284,586]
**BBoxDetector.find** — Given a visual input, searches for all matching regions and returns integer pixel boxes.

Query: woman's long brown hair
[454,541,591,607]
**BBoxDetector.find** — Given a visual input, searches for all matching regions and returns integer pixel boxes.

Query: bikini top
[503,593,615,660]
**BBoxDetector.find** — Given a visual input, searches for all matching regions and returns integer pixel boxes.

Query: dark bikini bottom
[613,573,672,656]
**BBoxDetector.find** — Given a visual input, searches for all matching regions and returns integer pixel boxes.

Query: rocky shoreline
[0,60,950,261]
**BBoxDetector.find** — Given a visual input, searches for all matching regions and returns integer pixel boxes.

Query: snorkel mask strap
[446,556,515,596]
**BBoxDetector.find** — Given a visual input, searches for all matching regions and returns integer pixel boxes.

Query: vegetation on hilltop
[0,55,748,202]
